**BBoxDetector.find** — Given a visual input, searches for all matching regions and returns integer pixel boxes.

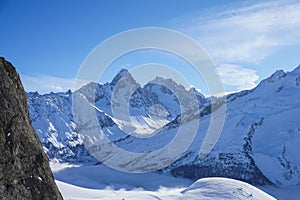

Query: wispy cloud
[178,0,300,64]
[217,64,259,91]
[20,74,90,94]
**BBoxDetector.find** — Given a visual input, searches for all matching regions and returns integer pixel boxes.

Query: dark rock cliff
[0,57,62,199]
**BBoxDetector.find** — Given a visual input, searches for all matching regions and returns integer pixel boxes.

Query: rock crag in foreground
[0,57,62,199]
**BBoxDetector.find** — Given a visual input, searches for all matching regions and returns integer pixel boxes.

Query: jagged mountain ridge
[167,65,300,186]
[27,65,300,186]
[27,69,207,160]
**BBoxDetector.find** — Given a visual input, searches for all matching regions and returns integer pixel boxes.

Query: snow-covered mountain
[27,65,300,186]
[27,69,206,161]
[167,66,300,186]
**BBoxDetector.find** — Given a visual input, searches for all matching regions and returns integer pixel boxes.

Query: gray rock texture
[0,57,62,199]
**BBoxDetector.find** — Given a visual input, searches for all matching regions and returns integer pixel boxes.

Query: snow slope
[56,179,277,200]
[181,178,276,200]
[27,65,300,187]
[52,163,276,200]
[167,65,300,185]
[27,69,206,161]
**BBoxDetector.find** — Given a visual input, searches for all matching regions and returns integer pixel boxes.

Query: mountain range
[27,65,300,187]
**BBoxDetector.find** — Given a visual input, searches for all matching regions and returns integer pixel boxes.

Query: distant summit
[26,64,300,186]
[111,68,138,86]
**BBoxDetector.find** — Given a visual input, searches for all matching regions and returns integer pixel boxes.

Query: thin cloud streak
[178,0,300,64]
[217,64,259,91]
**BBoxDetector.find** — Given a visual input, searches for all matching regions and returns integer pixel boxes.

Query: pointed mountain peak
[189,87,205,97]
[116,68,129,76]
[111,68,129,84]
[270,69,286,79]
[259,69,286,85]
[111,68,138,86]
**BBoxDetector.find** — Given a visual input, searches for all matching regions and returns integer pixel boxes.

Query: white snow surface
[28,66,300,189]
[52,162,277,200]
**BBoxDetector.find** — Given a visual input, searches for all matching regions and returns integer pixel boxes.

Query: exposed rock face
[0,57,62,199]
[26,62,300,186]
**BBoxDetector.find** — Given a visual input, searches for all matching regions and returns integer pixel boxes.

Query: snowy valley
[27,65,300,199]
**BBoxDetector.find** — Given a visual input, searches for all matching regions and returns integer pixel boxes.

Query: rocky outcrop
[0,57,62,199]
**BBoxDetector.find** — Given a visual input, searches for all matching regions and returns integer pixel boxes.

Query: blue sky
[1,0,300,94]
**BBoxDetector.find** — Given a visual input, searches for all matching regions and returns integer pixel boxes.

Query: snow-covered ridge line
[28,65,300,186]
